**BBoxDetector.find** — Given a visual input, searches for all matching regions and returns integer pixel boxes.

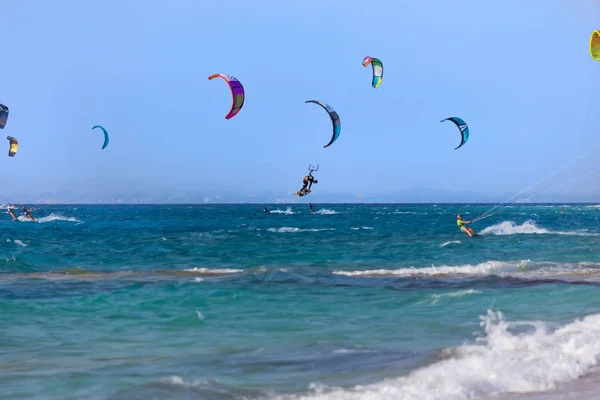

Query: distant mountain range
[2,186,598,204]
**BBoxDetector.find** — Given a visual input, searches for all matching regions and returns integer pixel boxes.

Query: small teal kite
[440,117,469,150]
[92,125,109,150]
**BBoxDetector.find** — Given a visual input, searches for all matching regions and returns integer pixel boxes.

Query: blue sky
[0,0,599,203]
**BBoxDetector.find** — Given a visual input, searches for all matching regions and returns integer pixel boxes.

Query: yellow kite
[590,30,600,60]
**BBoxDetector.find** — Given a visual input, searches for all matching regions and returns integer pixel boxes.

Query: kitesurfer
[309,203,315,213]
[6,203,17,220]
[22,206,35,222]
[456,214,476,237]
[300,172,318,195]
[295,165,319,197]
[264,205,270,214]
[303,172,317,191]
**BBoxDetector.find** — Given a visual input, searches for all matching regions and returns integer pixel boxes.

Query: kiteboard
[294,189,311,197]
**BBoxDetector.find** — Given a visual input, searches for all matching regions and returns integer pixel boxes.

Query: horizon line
[11,201,600,206]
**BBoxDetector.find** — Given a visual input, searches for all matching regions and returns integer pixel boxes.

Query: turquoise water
[2,204,600,400]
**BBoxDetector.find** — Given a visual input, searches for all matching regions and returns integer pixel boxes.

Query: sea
[2,203,600,400]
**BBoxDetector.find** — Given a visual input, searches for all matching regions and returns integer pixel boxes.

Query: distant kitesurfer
[264,205,270,213]
[456,214,476,237]
[309,203,315,213]
[22,206,35,222]
[6,203,17,220]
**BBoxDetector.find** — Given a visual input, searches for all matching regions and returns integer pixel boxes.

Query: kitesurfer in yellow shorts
[456,214,476,237]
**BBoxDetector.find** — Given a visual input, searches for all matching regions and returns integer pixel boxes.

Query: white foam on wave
[184,267,243,275]
[268,227,335,233]
[430,289,481,304]
[316,209,337,215]
[333,260,600,280]
[440,240,461,247]
[480,220,598,236]
[274,310,600,400]
[334,261,514,278]
[270,207,295,215]
[16,213,82,224]
[5,238,27,247]
[158,375,208,388]
[332,348,375,355]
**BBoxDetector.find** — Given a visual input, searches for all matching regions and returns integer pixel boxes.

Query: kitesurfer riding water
[457,214,476,237]
[6,203,17,220]
[264,205,270,213]
[296,165,319,197]
[309,203,315,213]
[22,206,35,222]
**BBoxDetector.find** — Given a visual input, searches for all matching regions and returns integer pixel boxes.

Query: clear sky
[0,0,599,203]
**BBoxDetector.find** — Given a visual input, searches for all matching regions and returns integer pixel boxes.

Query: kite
[305,100,341,148]
[362,56,383,88]
[208,74,245,119]
[91,125,109,150]
[591,30,600,61]
[7,136,17,157]
[440,117,469,150]
[0,104,8,129]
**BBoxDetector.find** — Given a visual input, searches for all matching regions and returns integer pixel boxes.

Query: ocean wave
[17,213,82,224]
[272,310,600,400]
[6,238,27,247]
[269,207,295,215]
[0,267,246,282]
[440,240,461,247]
[183,267,244,275]
[267,227,336,233]
[429,289,481,304]
[480,220,598,236]
[316,209,337,215]
[332,260,600,280]
[333,261,512,278]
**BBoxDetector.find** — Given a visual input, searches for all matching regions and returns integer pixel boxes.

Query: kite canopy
[208,73,245,119]
[7,136,18,157]
[362,56,383,88]
[0,104,8,129]
[305,100,341,148]
[441,117,469,150]
[591,30,600,61]
[92,125,109,150]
